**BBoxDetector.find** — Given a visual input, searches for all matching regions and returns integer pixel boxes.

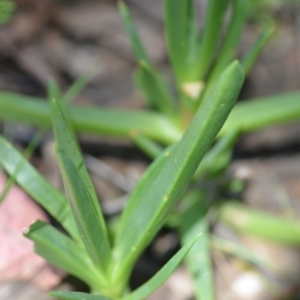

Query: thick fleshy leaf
[49,291,111,300]
[0,136,79,240]
[0,93,181,144]
[113,61,244,283]
[135,62,175,115]
[24,220,105,288]
[179,192,214,300]
[121,235,200,300]
[118,1,150,64]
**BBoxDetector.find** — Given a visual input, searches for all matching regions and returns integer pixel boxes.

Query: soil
[0,0,300,299]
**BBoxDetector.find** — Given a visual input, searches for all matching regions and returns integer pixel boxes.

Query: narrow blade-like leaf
[135,61,175,115]
[118,1,150,64]
[63,69,96,104]
[207,0,248,88]
[211,236,276,271]
[195,129,239,177]
[0,129,45,204]
[220,91,300,136]
[49,291,111,300]
[185,0,198,75]
[52,97,111,274]
[113,61,244,283]
[164,0,195,83]
[2,91,300,144]
[131,133,164,159]
[56,148,111,274]
[116,144,175,240]
[194,0,230,80]
[241,28,274,76]
[179,192,214,300]
[218,201,300,245]
[51,90,100,209]
[0,136,79,240]
[48,80,62,104]
[24,220,105,287]
[0,93,182,144]
[121,235,200,300]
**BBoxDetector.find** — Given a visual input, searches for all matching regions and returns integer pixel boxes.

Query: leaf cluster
[0,60,243,299]
[0,1,300,300]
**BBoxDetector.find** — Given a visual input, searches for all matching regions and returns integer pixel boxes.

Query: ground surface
[0,0,300,299]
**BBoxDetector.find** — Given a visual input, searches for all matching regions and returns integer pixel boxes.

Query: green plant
[1,0,300,299]
[0,0,15,24]
[1,61,243,299]
[0,2,299,148]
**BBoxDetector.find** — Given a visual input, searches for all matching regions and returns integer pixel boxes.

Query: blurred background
[0,0,300,299]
